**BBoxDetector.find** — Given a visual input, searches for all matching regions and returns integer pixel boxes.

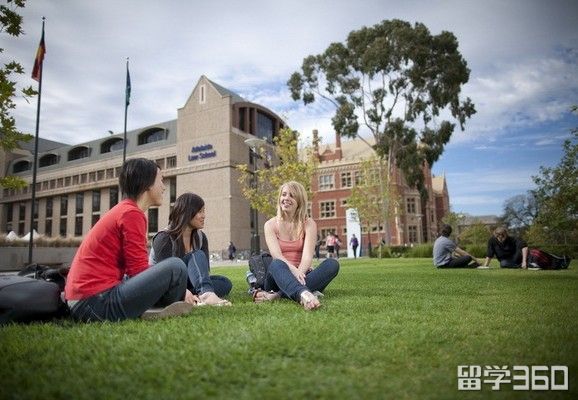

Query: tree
[458,221,491,245]
[1,0,35,189]
[500,192,537,234]
[347,155,398,249]
[288,19,475,243]
[441,211,465,242]
[531,117,577,245]
[237,127,317,218]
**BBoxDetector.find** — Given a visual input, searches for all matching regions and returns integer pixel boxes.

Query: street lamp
[244,137,267,255]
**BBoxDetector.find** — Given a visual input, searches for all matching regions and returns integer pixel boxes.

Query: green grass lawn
[1,258,576,400]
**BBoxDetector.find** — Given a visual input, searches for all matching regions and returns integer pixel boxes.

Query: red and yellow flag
[31,27,46,81]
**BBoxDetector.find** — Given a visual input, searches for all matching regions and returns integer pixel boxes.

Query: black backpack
[1,265,69,325]
[248,252,273,290]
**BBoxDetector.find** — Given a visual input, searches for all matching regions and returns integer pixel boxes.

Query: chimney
[335,131,342,159]
[313,129,319,157]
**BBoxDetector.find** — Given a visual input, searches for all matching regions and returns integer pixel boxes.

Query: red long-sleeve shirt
[64,199,150,300]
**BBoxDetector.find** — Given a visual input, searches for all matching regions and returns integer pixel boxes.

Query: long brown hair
[276,181,308,239]
[166,192,205,240]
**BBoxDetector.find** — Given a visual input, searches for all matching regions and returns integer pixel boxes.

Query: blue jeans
[264,258,340,302]
[70,257,187,322]
[183,250,232,297]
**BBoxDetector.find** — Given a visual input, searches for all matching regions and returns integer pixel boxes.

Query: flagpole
[122,58,130,164]
[28,17,46,265]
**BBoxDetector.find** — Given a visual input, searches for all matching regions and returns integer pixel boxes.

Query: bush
[461,243,487,258]
[369,245,392,258]
[406,244,433,258]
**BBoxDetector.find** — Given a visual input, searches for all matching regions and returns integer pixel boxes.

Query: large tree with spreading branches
[288,19,475,242]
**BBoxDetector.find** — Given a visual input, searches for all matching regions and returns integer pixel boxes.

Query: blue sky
[4,0,578,216]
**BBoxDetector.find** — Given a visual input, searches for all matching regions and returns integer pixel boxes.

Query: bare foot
[252,290,281,303]
[300,290,321,310]
[198,292,232,306]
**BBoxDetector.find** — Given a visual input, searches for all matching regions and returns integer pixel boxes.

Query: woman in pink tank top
[257,181,339,310]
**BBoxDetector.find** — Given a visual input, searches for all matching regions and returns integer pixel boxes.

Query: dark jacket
[152,229,209,263]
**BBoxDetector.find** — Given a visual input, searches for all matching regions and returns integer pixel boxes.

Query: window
[340,198,348,208]
[138,128,166,145]
[169,177,176,204]
[33,200,39,219]
[45,198,53,218]
[106,168,114,179]
[341,171,353,188]
[167,156,177,168]
[45,219,52,237]
[156,158,165,170]
[109,187,119,208]
[68,146,90,161]
[354,171,364,186]
[307,202,312,218]
[13,160,31,173]
[19,204,26,221]
[100,138,124,154]
[148,208,158,234]
[406,198,417,214]
[75,216,83,236]
[318,174,334,191]
[199,84,206,103]
[5,203,13,232]
[60,196,68,217]
[59,218,67,237]
[75,193,84,214]
[408,225,418,243]
[256,111,275,142]
[39,154,58,167]
[320,228,335,241]
[319,201,336,219]
[91,214,100,227]
[92,190,101,212]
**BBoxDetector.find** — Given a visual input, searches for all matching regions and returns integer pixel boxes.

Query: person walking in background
[349,234,359,258]
[433,224,482,268]
[228,241,236,261]
[64,158,194,322]
[151,192,232,306]
[334,234,341,259]
[325,232,336,258]
[314,234,322,260]
[256,181,340,310]
[482,227,528,268]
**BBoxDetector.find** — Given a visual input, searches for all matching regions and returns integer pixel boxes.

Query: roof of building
[432,175,447,194]
[19,137,68,153]
[205,76,246,104]
[315,136,376,166]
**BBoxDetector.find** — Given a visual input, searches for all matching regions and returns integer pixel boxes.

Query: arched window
[39,154,59,167]
[13,160,31,173]
[101,138,124,154]
[138,128,166,145]
[68,146,90,161]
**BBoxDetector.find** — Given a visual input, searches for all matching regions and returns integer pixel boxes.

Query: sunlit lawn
[0,258,576,400]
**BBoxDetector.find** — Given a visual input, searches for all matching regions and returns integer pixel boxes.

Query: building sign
[188,144,217,162]
[346,208,361,258]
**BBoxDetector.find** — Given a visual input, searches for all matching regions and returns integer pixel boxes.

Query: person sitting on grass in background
[151,193,232,306]
[64,158,195,322]
[482,227,528,269]
[255,181,340,310]
[433,224,482,268]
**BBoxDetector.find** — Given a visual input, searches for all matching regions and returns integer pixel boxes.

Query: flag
[31,26,46,81]
[125,62,131,106]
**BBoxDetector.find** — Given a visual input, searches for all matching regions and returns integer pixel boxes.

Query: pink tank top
[278,236,304,267]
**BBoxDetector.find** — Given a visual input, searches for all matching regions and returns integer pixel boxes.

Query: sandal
[252,289,280,303]
[300,290,321,310]
[198,292,232,307]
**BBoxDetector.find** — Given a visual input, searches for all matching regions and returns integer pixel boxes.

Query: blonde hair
[494,226,508,237]
[276,181,308,238]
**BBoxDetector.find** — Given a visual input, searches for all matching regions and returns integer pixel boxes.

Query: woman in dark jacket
[151,192,232,306]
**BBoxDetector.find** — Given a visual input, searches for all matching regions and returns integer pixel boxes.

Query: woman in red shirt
[64,158,195,321]
[257,181,339,310]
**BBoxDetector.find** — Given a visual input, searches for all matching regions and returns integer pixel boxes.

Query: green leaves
[288,19,475,197]
[1,0,36,189]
